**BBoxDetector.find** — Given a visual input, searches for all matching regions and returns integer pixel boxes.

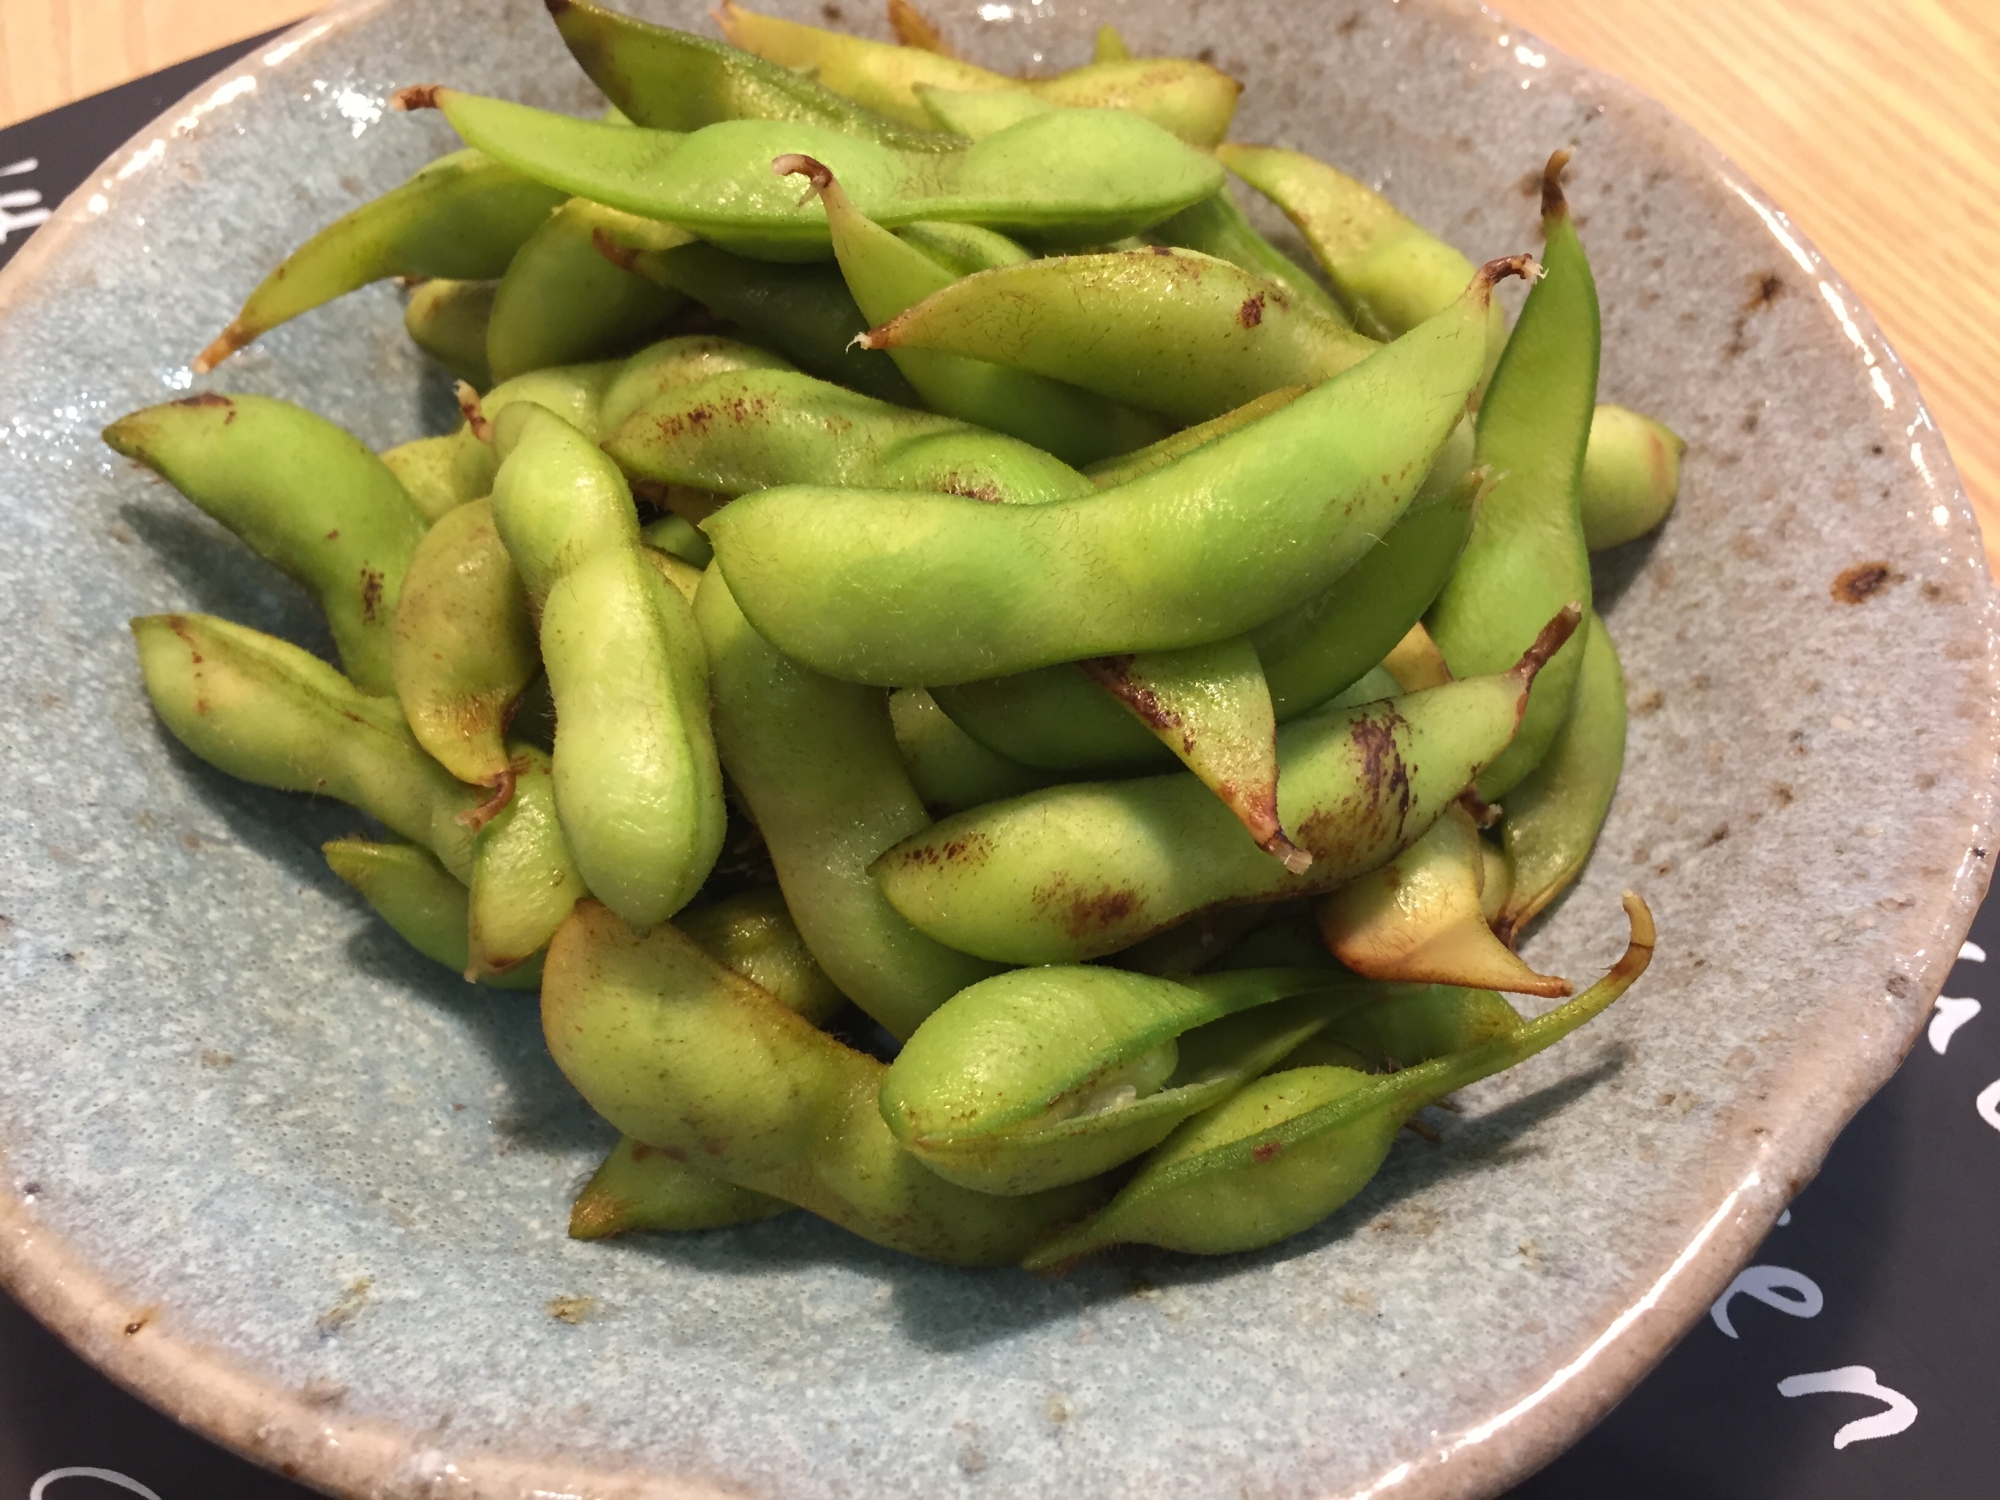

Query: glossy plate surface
[0,2,1994,1496]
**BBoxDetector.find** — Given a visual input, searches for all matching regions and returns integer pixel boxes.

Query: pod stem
[456,767,517,833]
[1387,890,1653,1116]
[1511,602,1583,687]
[455,381,493,442]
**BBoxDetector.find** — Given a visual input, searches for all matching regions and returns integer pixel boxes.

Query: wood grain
[4,0,1995,565]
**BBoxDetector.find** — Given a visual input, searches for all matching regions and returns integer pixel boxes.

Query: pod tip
[1541,148,1574,220]
[390,84,443,113]
[543,0,574,16]
[1475,253,1542,298]
[1265,834,1314,876]
[454,380,493,443]
[1512,602,1583,685]
[589,224,639,272]
[772,152,835,209]
[454,768,516,833]
[191,321,251,374]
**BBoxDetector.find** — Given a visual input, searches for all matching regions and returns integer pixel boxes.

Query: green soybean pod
[408,89,1223,257]
[795,157,1168,467]
[874,612,1577,965]
[891,219,1032,275]
[677,887,847,1028]
[486,198,684,383]
[1251,457,1482,719]
[1427,154,1598,799]
[694,569,999,1040]
[1494,611,1628,946]
[403,277,497,389]
[1281,982,1526,1074]
[1023,894,1654,1266]
[570,1137,791,1239]
[195,149,568,372]
[542,901,1099,1265]
[324,839,541,990]
[861,247,1376,424]
[888,687,1055,816]
[133,614,480,879]
[390,497,539,792]
[104,394,428,696]
[379,435,467,523]
[718,2,1240,145]
[880,967,1356,1196]
[605,369,1094,505]
[446,356,628,503]
[1582,404,1684,550]
[708,258,1526,686]
[716,0,1006,127]
[550,0,961,150]
[1218,140,1505,359]
[466,745,589,981]
[915,87,1053,140]
[491,406,725,927]
[1148,188,1347,324]
[626,241,917,404]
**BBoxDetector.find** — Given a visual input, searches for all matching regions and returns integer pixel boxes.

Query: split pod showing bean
[122,0,1671,1270]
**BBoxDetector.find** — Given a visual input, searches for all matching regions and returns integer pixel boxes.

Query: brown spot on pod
[1237,293,1266,328]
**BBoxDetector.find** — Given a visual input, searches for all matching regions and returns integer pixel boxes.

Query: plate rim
[0,1,1995,1496]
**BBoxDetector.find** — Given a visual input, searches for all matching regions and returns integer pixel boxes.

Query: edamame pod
[624,241,917,403]
[105,394,428,696]
[1494,610,1627,946]
[486,198,684,383]
[491,406,725,927]
[133,614,480,878]
[447,357,626,501]
[793,156,1168,466]
[403,277,497,388]
[379,435,467,523]
[603,368,1095,505]
[927,438,1477,780]
[709,257,1528,685]
[570,1136,790,1238]
[677,887,846,1028]
[1093,23,1131,63]
[1219,140,1507,360]
[1316,807,1570,996]
[891,218,1031,275]
[717,2,1240,145]
[1581,404,1684,550]
[1081,638,1308,870]
[717,0,1002,126]
[542,901,1099,1264]
[194,149,568,372]
[1148,188,1346,324]
[874,609,1578,964]
[1082,386,1306,489]
[1281,981,1525,1074]
[549,0,961,150]
[1251,454,1482,718]
[1427,154,1598,799]
[596,331,797,433]
[694,570,999,1039]
[881,967,1356,1195]
[403,87,1223,257]
[641,513,713,568]
[466,745,589,980]
[324,839,540,989]
[1023,893,1654,1265]
[390,497,539,793]
[573,885,846,1240]
[861,247,1376,424]
[888,687,1055,815]
[916,87,1053,140]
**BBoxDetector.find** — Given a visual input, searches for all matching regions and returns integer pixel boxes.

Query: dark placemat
[3,32,1996,1500]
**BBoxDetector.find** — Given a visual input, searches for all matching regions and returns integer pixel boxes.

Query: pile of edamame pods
[115,0,1674,1269]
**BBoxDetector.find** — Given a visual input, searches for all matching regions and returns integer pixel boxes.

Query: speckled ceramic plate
[1,2,1995,1496]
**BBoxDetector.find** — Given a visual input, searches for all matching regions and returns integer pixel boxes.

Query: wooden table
[5,0,1996,568]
